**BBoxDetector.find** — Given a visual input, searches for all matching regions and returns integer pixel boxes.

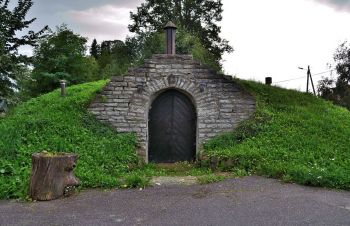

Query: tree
[0,0,48,103]
[334,42,350,86]
[127,28,221,71]
[90,38,100,59]
[30,25,99,95]
[318,42,350,110]
[104,40,135,76]
[92,39,136,78]
[98,40,113,69]
[128,0,232,68]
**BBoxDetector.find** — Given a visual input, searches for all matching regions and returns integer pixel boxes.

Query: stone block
[111,76,124,82]
[171,64,183,69]
[155,64,171,69]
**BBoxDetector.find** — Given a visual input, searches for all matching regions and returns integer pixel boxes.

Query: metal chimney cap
[164,21,177,30]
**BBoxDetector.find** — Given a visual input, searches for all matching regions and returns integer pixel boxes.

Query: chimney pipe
[164,21,177,55]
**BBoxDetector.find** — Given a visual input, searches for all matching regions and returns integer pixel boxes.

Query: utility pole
[306,67,309,93]
[299,66,316,95]
[307,66,316,95]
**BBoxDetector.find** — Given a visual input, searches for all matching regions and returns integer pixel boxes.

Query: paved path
[1,176,350,226]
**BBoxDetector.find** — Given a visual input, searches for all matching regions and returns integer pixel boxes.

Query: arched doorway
[149,89,196,163]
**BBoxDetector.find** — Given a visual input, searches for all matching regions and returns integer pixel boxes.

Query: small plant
[121,173,149,188]
[197,174,226,184]
[100,95,107,103]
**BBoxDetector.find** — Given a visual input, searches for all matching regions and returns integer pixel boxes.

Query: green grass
[1,79,350,200]
[0,80,139,199]
[0,81,216,200]
[197,174,229,184]
[203,80,350,190]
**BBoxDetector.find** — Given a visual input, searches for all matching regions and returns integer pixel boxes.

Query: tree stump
[29,152,79,201]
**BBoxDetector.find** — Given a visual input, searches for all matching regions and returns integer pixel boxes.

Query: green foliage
[0,0,48,103]
[197,174,226,184]
[318,41,350,110]
[29,25,99,96]
[204,80,350,190]
[128,29,221,71]
[126,32,164,64]
[90,38,100,59]
[120,173,150,188]
[129,0,233,67]
[90,39,135,78]
[4,64,32,104]
[176,28,221,71]
[2,77,350,199]
[0,80,214,200]
[0,80,138,199]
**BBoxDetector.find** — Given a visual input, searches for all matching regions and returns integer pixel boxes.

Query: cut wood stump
[29,152,79,201]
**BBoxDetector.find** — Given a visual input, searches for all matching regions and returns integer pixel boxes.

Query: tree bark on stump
[29,152,79,201]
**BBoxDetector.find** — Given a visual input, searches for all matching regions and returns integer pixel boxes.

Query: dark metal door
[149,89,196,163]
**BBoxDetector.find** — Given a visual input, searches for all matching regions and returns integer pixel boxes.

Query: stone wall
[89,54,256,162]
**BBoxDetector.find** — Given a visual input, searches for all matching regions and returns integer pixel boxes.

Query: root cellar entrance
[148,89,196,163]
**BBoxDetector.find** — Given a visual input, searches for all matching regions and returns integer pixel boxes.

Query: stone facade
[89,54,256,162]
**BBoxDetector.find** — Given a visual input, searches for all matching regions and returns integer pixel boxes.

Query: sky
[18,0,350,91]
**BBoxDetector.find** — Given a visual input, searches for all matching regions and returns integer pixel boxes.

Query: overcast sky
[21,0,350,91]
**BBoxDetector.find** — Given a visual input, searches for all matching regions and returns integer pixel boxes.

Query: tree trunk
[29,152,79,201]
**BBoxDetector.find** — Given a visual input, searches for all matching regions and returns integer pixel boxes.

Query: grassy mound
[0,81,138,199]
[204,80,350,190]
[1,79,350,200]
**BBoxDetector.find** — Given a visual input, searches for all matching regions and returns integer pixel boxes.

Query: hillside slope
[205,80,350,189]
[0,81,138,199]
[1,79,350,200]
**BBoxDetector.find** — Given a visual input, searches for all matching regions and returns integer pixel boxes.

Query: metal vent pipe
[164,21,177,55]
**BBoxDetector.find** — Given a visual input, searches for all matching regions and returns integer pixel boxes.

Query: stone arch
[142,76,201,162]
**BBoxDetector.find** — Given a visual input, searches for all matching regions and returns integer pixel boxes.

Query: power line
[273,69,334,84]
[313,69,335,76]
[273,76,305,84]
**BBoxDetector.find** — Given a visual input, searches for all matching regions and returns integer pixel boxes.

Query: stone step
[150,176,198,186]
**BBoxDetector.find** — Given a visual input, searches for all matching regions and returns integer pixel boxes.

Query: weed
[121,173,150,188]
[197,174,226,184]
